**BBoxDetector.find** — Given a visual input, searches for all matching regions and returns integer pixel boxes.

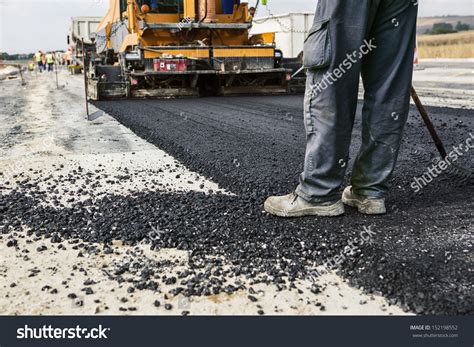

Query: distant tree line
[425,21,471,35]
[0,52,34,61]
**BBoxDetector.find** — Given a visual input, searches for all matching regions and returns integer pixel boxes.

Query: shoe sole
[264,200,345,217]
[342,192,386,215]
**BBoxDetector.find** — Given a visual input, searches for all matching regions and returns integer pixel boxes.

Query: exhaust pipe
[199,0,216,23]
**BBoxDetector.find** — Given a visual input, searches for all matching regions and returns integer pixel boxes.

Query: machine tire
[125,80,131,98]
[198,75,221,97]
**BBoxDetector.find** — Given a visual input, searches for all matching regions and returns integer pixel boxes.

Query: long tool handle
[55,60,59,89]
[411,86,447,158]
[17,64,25,85]
[82,39,90,120]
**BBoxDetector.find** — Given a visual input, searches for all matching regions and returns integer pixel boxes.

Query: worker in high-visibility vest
[63,50,71,66]
[35,50,44,73]
[149,0,159,11]
[46,52,55,72]
[42,55,47,70]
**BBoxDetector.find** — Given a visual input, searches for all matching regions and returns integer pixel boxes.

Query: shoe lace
[291,192,298,204]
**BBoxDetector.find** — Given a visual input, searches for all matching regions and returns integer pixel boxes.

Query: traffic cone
[413,41,419,66]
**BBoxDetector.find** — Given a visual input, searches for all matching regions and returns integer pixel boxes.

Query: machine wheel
[125,80,131,98]
[198,75,221,97]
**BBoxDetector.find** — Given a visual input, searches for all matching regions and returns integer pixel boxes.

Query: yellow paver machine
[87,0,291,99]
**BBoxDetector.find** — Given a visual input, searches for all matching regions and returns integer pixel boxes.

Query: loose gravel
[1,95,472,315]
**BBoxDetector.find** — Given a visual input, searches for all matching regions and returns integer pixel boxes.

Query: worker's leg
[295,0,379,202]
[150,0,159,11]
[351,1,418,198]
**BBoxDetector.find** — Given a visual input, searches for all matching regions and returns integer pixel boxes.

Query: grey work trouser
[296,0,418,202]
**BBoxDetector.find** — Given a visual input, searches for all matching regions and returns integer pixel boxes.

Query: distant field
[417,16,474,34]
[417,30,474,58]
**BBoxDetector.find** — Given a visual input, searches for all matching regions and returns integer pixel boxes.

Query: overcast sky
[1,0,473,53]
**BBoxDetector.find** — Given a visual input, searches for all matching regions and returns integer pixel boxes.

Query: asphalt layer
[2,94,473,314]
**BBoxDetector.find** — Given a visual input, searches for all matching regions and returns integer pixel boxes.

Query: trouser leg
[150,0,159,11]
[351,0,418,198]
[296,0,379,202]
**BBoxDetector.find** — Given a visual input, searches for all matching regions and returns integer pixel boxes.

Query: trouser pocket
[303,18,332,70]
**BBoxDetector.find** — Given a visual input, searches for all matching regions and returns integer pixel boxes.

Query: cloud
[419,0,473,17]
[1,0,472,53]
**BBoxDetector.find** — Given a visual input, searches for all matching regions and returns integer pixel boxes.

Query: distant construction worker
[149,0,159,12]
[46,52,55,72]
[264,0,417,217]
[35,50,44,73]
[42,54,47,71]
[63,49,72,66]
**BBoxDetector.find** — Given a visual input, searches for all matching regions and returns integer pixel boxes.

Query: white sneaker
[264,192,344,217]
[342,186,386,215]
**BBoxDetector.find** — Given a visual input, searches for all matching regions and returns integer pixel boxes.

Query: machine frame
[87,0,291,99]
